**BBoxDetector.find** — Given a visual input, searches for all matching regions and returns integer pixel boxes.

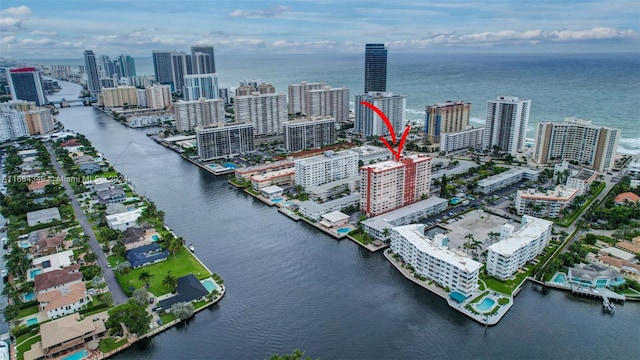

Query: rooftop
[487,216,553,256]
[615,192,640,204]
[600,247,636,261]
[570,168,597,181]
[294,150,358,166]
[34,264,82,291]
[321,210,350,223]
[477,168,540,187]
[39,313,105,350]
[251,168,295,182]
[159,274,209,309]
[362,197,448,232]
[37,282,86,312]
[287,116,335,124]
[570,263,622,280]
[518,186,580,201]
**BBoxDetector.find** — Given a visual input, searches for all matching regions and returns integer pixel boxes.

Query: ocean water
[34,52,640,152]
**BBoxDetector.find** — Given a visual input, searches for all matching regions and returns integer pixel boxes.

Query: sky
[1,0,639,59]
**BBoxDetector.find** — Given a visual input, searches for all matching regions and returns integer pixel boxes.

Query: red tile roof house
[28,179,50,195]
[34,265,83,294]
[614,192,640,206]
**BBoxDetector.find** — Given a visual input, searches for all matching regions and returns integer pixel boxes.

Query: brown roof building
[34,265,82,293]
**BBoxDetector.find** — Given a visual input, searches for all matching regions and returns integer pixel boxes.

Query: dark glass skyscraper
[117,54,137,78]
[83,50,101,98]
[190,45,216,74]
[364,43,388,93]
[152,50,176,86]
[7,67,47,105]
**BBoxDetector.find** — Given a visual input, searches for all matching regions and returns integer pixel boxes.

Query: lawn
[160,312,176,324]
[84,171,118,181]
[348,230,372,245]
[115,247,212,296]
[18,305,39,318]
[17,335,41,360]
[480,266,533,295]
[99,337,128,353]
[555,182,605,227]
[107,255,127,267]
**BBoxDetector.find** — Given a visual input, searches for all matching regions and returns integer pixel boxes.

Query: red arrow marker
[360,101,411,161]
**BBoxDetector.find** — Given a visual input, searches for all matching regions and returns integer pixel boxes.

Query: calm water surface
[40,82,640,359]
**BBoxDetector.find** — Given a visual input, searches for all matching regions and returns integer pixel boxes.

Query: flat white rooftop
[488,215,553,256]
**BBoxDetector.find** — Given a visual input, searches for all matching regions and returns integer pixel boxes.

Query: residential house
[26,207,61,227]
[568,263,625,289]
[73,155,95,165]
[37,282,90,319]
[614,192,640,206]
[159,274,210,309]
[28,180,50,195]
[96,188,126,204]
[122,227,153,250]
[79,162,100,175]
[23,313,106,360]
[34,264,82,293]
[35,234,65,256]
[31,250,75,275]
[125,243,169,268]
[105,203,128,215]
[106,208,142,231]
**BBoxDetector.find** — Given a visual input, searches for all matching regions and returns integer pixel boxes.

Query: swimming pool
[128,207,136,211]
[552,273,568,285]
[223,162,238,169]
[475,298,496,312]
[337,228,351,234]
[271,198,283,203]
[26,317,38,326]
[152,235,160,242]
[62,349,89,360]
[207,164,220,169]
[201,279,217,293]
[29,268,43,279]
[450,197,462,205]
[19,241,31,248]
[23,292,35,301]
[283,201,296,206]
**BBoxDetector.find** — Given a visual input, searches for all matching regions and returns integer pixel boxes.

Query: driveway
[46,145,128,305]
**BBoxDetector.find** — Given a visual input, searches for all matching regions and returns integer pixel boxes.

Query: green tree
[2,304,20,322]
[138,271,154,287]
[584,233,597,245]
[170,301,194,321]
[382,227,391,238]
[162,272,178,292]
[132,287,150,306]
[105,301,152,336]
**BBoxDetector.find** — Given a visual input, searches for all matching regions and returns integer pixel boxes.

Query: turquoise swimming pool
[29,268,42,279]
[23,292,35,301]
[62,349,88,360]
[223,162,238,169]
[26,317,38,326]
[152,235,159,242]
[552,273,568,285]
[450,197,462,205]
[207,164,220,169]
[19,241,31,248]
[475,298,495,312]
[271,198,283,203]
[201,279,217,293]
[337,228,350,234]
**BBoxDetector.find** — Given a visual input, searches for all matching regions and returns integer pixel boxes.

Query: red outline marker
[360,101,411,161]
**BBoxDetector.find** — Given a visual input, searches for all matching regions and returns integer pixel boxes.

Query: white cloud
[31,30,57,36]
[228,5,290,18]
[0,5,31,16]
[0,17,25,32]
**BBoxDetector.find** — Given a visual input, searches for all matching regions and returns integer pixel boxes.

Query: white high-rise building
[391,224,481,297]
[0,109,29,142]
[533,117,620,173]
[294,150,359,189]
[306,87,349,123]
[174,98,225,132]
[234,93,287,136]
[483,96,531,155]
[486,216,553,280]
[360,154,431,217]
[355,92,406,137]
[196,123,255,161]
[287,81,326,115]
[285,116,336,152]
[440,127,484,154]
[145,84,172,110]
[183,74,219,101]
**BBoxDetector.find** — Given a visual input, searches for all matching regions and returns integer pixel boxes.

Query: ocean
[31,52,640,153]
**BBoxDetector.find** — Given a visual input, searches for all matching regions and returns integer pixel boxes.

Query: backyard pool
[23,292,35,301]
[26,317,38,326]
[337,228,351,234]
[201,279,217,293]
[271,198,283,203]
[19,241,31,248]
[552,273,568,285]
[29,268,43,279]
[62,349,89,360]
[152,235,160,242]
[475,298,496,312]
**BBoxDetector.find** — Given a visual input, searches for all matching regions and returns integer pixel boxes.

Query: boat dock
[570,284,626,302]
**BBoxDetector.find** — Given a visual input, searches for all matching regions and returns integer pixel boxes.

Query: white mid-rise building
[234,93,287,136]
[440,127,484,154]
[196,122,255,161]
[628,160,640,179]
[355,92,406,137]
[294,150,359,189]
[360,154,432,217]
[183,73,219,101]
[284,116,336,152]
[174,98,225,132]
[350,145,391,164]
[0,109,29,142]
[483,96,531,155]
[391,224,482,297]
[486,216,553,280]
[145,84,172,110]
[475,168,539,194]
[515,186,580,218]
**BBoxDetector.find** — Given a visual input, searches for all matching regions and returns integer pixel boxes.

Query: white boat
[0,341,9,360]
[188,244,195,252]
[1,269,6,278]
[0,238,6,246]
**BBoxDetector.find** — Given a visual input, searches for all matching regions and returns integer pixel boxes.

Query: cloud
[0,5,31,16]
[0,17,25,32]
[228,5,290,18]
[31,30,58,36]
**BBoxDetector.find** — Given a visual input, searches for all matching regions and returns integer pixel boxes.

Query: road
[46,145,128,305]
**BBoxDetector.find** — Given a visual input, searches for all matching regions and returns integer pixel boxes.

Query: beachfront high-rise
[360,154,432,217]
[196,123,255,161]
[170,52,192,94]
[116,54,136,78]
[100,56,117,78]
[83,50,101,98]
[191,45,216,74]
[306,87,350,123]
[152,50,176,87]
[284,116,336,152]
[174,98,225,132]
[364,44,387,93]
[234,93,287,136]
[483,96,531,155]
[533,117,620,173]
[355,92,406,137]
[424,101,471,143]
[288,82,326,115]
[183,74,219,101]
[7,68,47,106]
[100,86,138,108]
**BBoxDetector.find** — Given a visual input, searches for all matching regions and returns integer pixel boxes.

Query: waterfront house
[122,227,154,250]
[34,264,82,293]
[23,313,106,360]
[568,263,625,289]
[319,211,350,228]
[73,155,95,165]
[96,188,126,204]
[37,282,89,319]
[159,274,209,309]
[31,250,75,275]
[28,179,50,195]
[35,234,65,256]
[125,243,169,268]
[79,162,100,175]
[26,207,61,227]
[105,203,128,215]
[260,185,284,199]
[106,208,142,231]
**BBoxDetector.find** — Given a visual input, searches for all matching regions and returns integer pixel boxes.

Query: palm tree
[168,238,182,259]
[487,231,500,245]
[162,272,178,293]
[464,233,475,255]
[138,271,154,287]
[382,228,391,238]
